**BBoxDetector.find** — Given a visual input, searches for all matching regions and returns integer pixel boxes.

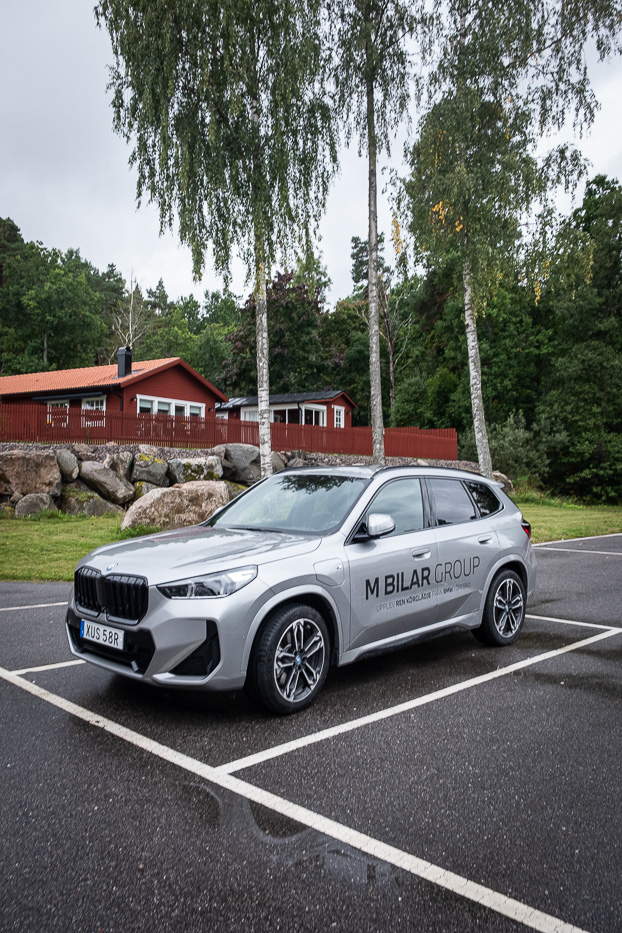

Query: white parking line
[536,547,622,557]
[218,627,620,775]
[11,660,85,675]
[533,533,622,546]
[527,614,621,631]
[0,601,67,612]
[0,664,595,933]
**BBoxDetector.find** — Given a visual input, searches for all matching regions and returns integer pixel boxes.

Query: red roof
[0,357,228,402]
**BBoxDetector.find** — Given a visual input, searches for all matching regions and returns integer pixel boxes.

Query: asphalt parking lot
[1,535,621,933]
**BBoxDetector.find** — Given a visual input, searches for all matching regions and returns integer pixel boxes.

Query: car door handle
[478,536,492,544]
[412,549,431,559]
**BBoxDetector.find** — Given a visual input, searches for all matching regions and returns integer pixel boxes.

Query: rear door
[427,477,499,626]
[346,477,439,652]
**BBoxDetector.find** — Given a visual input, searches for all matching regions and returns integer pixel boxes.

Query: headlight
[157,566,258,599]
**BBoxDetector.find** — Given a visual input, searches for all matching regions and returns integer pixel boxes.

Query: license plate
[80,619,125,651]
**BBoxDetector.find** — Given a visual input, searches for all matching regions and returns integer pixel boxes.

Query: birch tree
[402,0,622,477]
[97,0,336,476]
[330,0,419,462]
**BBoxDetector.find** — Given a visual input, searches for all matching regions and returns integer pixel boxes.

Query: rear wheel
[474,569,526,646]
[247,604,330,715]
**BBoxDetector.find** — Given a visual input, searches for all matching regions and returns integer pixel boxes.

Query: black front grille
[66,610,155,674]
[75,566,100,613]
[75,567,149,623]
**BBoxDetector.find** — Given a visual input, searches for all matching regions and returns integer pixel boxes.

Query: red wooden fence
[0,404,457,461]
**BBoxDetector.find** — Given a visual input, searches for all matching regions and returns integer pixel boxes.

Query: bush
[459,411,549,484]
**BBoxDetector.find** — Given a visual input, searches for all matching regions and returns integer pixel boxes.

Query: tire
[247,604,330,715]
[474,569,526,646]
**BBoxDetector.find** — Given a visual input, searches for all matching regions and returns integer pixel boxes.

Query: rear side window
[428,478,477,525]
[464,480,501,517]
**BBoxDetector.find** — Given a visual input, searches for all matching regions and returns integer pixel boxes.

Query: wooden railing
[0,404,457,460]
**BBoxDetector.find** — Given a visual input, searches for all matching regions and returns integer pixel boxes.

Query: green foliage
[97,0,337,281]
[223,272,329,395]
[0,238,106,374]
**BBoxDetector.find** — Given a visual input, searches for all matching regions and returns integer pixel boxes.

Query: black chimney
[117,346,133,378]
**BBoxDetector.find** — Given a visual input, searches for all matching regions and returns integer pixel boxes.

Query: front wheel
[247,604,330,715]
[474,569,526,646]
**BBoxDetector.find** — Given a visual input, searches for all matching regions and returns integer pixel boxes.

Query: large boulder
[70,444,99,462]
[493,471,514,494]
[133,481,159,499]
[79,461,135,505]
[61,480,108,515]
[0,450,62,499]
[131,452,170,487]
[121,481,231,531]
[83,498,124,518]
[56,448,79,482]
[271,451,286,473]
[103,450,134,482]
[223,443,262,485]
[15,493,57,517]
[168,456,223,484]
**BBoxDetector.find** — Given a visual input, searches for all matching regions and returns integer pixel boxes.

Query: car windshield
[208,472,369,534]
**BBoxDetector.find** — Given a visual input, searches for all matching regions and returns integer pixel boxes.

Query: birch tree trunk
[255,255,273,478]
[366,69,385,465]
[463,258,493,478]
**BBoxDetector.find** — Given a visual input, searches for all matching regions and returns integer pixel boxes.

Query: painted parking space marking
[10,659,85,675]
[527,614,620,630]
[0,664,595,933]
[0,601,67,613]
[217,626,620,776]
[536,546,622,557]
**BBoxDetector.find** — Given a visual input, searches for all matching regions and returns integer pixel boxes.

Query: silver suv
[66,466,536,714]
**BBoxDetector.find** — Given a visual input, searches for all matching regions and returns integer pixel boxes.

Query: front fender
[240,583,345,674]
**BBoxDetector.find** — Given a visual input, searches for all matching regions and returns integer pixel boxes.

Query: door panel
[346,478,439,651]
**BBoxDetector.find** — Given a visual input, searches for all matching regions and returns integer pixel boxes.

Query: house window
[302,406,326,427]
[47,400,69,426]
[242,409,259,422]
[82,397,106,427]
[334,406,345,429]
[136,395,206,418]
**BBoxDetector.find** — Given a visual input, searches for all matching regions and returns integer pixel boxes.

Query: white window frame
[81,396,106,427]
[301,404,326,427]
[334,405,345,429]
[241,404,326,426]
[46,400,69,426]
[136,394,206,418]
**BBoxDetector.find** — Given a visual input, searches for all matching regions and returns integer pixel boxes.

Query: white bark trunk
[255,259,273,478]
[366,72,385,465]
[463,260,493,478]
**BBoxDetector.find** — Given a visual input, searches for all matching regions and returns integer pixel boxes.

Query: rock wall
[0,443,292,525]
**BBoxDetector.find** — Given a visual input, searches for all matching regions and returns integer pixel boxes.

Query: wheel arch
[243,589,341,674]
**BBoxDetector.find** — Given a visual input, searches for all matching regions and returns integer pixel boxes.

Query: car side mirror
[366,513,395,538]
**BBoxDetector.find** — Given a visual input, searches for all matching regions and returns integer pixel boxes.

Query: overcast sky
[1,1,620,309]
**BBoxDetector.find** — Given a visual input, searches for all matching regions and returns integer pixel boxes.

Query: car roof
[278,464,492,483]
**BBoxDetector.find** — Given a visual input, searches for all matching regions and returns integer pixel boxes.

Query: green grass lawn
[1,498,622,581]
[512,494,622,544]
[0,513,155,582]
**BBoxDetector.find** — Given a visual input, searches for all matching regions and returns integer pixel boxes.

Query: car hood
[77,524,323,585]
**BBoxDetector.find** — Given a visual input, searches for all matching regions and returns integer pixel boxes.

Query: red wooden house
[0,348,227,419]
[216,390,357,429]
